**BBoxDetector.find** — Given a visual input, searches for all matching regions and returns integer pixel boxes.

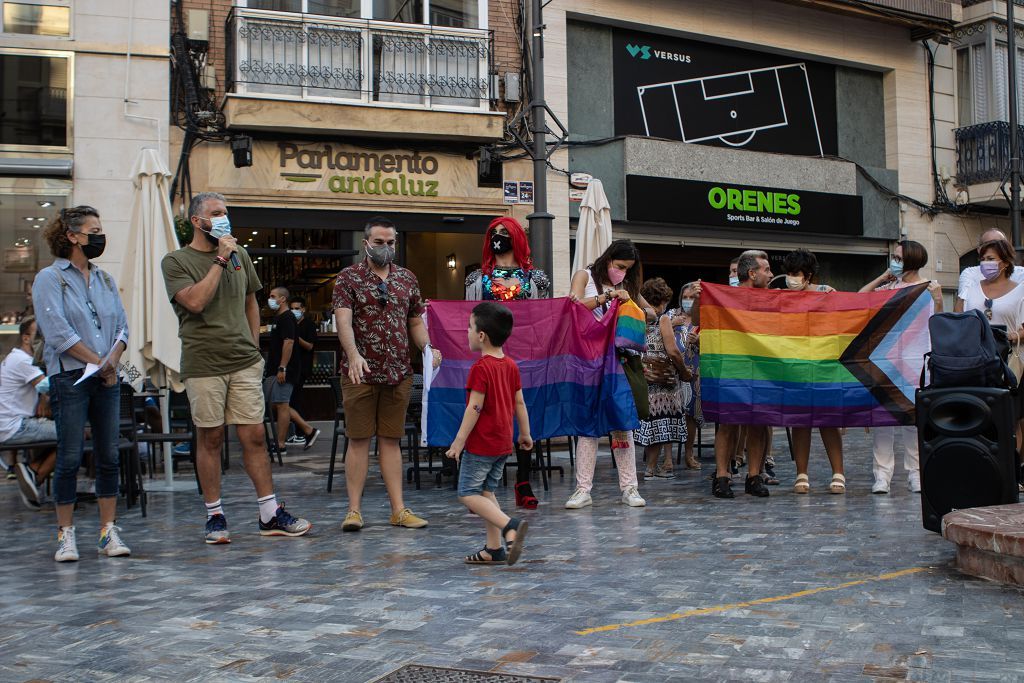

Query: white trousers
[871,425,920,484]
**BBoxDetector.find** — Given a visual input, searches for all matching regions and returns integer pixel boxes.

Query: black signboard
[626,176,862,236]
[613,28,838,157]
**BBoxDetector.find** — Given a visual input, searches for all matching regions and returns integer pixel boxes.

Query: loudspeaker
[916,386,1019,533]
[231,136,252,168]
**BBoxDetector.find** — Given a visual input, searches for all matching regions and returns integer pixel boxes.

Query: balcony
[954,121,1024,188]
[222,7,505,143]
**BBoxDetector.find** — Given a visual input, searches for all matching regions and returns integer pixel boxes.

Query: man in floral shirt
[333,217,441,532]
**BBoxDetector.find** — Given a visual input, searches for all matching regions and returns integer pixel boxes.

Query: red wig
[482,216,533,275]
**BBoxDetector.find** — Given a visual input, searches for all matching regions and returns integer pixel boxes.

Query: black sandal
[465,547,506,564]
[501,518,529,566]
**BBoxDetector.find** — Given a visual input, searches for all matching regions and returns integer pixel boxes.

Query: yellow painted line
[575,567,927,636]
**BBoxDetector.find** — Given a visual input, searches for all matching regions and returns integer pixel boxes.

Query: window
[955,44,988,126]
[240,0,485,29]
[0,183,69,322]
[373,0,423,23]
[993,41,1024,124]
[2,2,70,36]
[0,53,69,148]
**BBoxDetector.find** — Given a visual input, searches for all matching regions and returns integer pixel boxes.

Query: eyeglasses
[85,298,101,329]
[376,281,390,307]
[984,298,994,321]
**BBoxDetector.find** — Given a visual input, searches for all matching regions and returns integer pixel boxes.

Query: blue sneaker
[258,503,311,537]
[173,442,192,456]
[205,514,230,544]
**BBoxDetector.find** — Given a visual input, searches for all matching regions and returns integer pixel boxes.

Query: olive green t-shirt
[161,245,263,380]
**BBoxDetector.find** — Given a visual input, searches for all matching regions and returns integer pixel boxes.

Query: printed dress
[633,315,687,446]
[671,309,703,426]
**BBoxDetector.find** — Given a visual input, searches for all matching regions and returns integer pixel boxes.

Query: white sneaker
[564,488,592,509]
[871,479,890,494]
[98,524,131,557]
[907,472,922,493]
[54,526,79,562]
[621,486,646,507]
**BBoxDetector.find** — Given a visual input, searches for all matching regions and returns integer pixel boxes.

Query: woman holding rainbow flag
[565,239,655,510]
[465,217,549,508]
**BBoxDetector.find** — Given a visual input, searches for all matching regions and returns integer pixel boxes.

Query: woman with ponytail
[465,217,549,508]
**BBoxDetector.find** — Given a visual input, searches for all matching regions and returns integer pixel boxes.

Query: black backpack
[922,310,1016,389]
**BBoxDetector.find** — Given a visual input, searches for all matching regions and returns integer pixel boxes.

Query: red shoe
[514,481,539,509]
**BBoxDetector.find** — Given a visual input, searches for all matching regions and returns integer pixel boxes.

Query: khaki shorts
[342,375,412,439]
[185,359,266,428]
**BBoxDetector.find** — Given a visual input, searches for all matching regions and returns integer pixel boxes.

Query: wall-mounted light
[446,253,457,271]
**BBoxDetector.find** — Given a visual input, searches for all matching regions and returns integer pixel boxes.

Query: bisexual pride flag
[422,298,639,446]
[700,282,932,427]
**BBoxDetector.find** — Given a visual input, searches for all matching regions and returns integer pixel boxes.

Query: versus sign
[278,142,440,197]
[613,28,838,157]
[626,176,862,236]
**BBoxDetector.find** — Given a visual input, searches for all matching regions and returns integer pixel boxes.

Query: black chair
[134,390,200,493]
[327,375,348,492]
[87,383,146,516]
[263,399,284,466]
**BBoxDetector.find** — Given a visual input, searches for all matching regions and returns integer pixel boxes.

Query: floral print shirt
[332,260,425,385]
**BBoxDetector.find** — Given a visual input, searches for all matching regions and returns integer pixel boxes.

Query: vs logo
[626,44,651,60]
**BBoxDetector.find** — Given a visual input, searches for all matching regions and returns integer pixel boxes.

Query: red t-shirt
[465,355,522,457]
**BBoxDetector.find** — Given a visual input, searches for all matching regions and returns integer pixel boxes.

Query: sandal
[829,473,846,494]
[465,546,507,564]
[793,473,810,494]
[514,481,539,509]
[502,517,529,566]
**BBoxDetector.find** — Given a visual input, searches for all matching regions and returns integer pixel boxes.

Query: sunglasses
[85,298,101,329]
[984,298,994,321]
[376,281,390,307]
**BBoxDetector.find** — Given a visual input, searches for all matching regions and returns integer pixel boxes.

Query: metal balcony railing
[226,7,493,110]
[954,120,1024,185]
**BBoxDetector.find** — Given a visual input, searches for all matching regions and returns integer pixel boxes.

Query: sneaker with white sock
[621,486,646,507]
[564,487,592,509]
[54,526,79,562]
[907,472,922,493]
[98,525,131,557]
[872,479,890,494]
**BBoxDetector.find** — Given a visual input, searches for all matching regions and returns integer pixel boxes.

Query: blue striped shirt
[32,258,129,377]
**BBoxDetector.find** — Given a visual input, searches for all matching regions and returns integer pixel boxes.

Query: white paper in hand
[74,340,121,386]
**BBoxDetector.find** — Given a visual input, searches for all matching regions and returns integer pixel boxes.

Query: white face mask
[680,299,694,313]
[268,298,280,311]
[785,275,805,290]
[291,309,302,320]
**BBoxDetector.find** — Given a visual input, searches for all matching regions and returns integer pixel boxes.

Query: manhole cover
[369,664,560,683]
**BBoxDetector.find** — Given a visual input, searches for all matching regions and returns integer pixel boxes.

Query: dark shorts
[458,452,510,497]
[263,376,294,405]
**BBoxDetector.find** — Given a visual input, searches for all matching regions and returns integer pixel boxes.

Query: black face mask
[491,233,513,255]
[77,233,106,260]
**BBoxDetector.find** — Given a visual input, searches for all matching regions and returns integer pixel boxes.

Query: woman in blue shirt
[33,206,131,562]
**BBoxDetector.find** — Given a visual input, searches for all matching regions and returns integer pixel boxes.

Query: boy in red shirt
[446,302,533,565]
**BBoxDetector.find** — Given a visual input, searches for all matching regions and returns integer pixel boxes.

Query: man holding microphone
[162,192,311,544]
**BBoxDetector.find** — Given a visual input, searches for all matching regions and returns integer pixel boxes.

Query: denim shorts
[263,376,294,405]
[457,451,509,497]
[1,417,57,446]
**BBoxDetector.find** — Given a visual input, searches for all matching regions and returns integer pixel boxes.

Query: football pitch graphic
[636,62,824,155]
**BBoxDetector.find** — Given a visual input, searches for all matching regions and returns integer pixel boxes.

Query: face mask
[785,275,805,290]
[75,233,106,260]
[729,276,740,287]
[268,298,280,311]
[366,244,395,267]
[491,233,513,255]
[35,377,49,395]
[889,259,904,278]
[980,261,1002,280]
[607,265,627,286]
[291,309,302,320]
[199,215,231,245]
[681,299,694,314]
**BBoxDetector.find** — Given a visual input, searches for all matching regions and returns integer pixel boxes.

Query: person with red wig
[465,216,549,508]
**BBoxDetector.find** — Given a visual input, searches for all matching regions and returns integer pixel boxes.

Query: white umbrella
[572,178,613,274]
[120,148,189,491]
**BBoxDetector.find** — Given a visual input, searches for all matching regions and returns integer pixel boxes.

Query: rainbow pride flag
[422,298,639,446]
[700,282,932,427]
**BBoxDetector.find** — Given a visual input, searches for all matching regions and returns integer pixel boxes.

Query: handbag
[619,350,649,420]
[642,355,677,387]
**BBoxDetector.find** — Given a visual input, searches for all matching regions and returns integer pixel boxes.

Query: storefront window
[0,52,69,148]
[2,2,70,36]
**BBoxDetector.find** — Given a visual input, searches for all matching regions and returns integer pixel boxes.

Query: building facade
[539,0,1011,297]
[0,0,168,352]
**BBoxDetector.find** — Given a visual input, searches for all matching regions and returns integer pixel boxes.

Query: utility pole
[1010,0,1022,251]
[525,0,554,277]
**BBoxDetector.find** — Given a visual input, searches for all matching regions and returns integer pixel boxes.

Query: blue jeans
[457,452,509,497]
[50,369,121,505]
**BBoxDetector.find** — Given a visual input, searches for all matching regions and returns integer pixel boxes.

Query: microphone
[229,252,241,271]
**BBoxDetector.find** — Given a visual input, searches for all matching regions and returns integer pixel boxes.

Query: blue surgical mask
[681,299,694,313]
[268,298,280,311]
[889,259,904,278]
[35,377,49,395]
[210,215,231,239]
[291,309,302,320]
[729,276,740,287]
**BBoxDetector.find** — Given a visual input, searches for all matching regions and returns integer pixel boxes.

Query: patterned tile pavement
[1,427,1023,682]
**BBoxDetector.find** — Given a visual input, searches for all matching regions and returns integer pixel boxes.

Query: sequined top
[465,267,550,301]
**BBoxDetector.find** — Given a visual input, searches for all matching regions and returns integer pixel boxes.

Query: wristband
[213,256,228,269]
[278,366,287,373]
